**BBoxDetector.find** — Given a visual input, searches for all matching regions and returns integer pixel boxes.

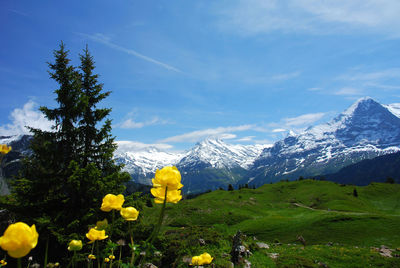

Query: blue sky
[2,0,400,151]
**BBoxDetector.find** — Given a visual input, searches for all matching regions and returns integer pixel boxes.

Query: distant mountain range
[2,97,400,194]
[114,97,400,192]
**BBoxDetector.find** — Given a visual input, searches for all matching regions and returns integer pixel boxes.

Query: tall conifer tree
[7,43,130,257]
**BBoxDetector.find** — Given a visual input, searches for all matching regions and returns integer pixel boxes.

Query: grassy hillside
[139,180,400,267]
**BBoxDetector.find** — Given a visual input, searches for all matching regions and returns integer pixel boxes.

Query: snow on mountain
[250,97,400,184]
[384,103,400,118]
[114,146,183,177]
[177,138,267,170]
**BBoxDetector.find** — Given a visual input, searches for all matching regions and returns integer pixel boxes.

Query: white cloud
[77,32,182,73]
[283,112,326,127]
[235,136,255,142]
[272,128,286,133]
[115,140,173,153]
[217,0,400,37]
[270,71,301,81]
[0,101,53,136]
[337,68,400,82]
[118,117,161,129]
[334,87,364,96]
[159,125,253,143]
[308,87,322,91]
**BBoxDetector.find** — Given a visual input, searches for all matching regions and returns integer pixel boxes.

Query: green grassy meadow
[139,180,400,267]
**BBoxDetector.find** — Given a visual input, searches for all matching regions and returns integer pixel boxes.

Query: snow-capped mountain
[177,138,266,170]
[114,146,183,185]
[115,138,267,189]
[248,97,400,185]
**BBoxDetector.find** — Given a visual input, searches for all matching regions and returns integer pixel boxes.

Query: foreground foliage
[0,43,130,264]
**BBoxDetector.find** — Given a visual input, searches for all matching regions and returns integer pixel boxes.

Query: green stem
[110,248,114,268]
[140,186,168,266]
[17,258,21,268]
[118,245,122,268]
[129,222,135,266]
[67,250,76,268]
[44,238,49,268]
[88,243,95,268]
[96,241,100,268]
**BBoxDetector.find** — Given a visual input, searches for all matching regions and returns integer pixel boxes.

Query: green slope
[139,180,400,267]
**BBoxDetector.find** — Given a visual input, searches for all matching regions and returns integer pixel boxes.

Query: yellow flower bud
[95,219,108,230]
[100,194,125,212]
[104,257,110,263]
[120,207,139,221]
[67,240,82,251]
[86,228,108,243]
[109,255,115,260]
[0,222,38,258]
[88,254,96,260]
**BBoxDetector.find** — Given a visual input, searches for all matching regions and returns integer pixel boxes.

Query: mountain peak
[342,97,377,116]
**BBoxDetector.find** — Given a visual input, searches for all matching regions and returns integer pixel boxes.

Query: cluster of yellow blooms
[0,165,213,266]
[190,252,213,266]
[151,166,183,203]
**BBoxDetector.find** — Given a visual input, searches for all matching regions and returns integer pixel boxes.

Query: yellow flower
[190,256,202,266]
[152,166,183,190]
[190,253,213,266]
[151,187,182,204]
[95,219,108,230]
[0,145,11,155]
[120,207,139,221]
[199,252,213,265]
[100,194,125,212]
[0,260,6,266]
[104,257,110,263]
[86,228,108,244]
[88,254,96,260]
[0,222,38,258]
[109,255,115,260]
[67,240,82,251]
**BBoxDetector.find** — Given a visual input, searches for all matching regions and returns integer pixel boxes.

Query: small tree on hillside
[228,184,234,191]
[7,43,130,258]
[353,188,358,197]
[386,177,395,184]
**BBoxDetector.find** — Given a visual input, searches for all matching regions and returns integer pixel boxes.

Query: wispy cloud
[337,68,400,82]
[159,125,253,143]
[235,136,256,142]
[116,111,168,129]
[283,112,326,127]
[216,0,400,37]
[118,117,163,129]
[8,9,28,17]
[334,87,364,96]
[272,128,286,133]
[0,101,53,136]
[76,33,182,73]
[330,68,400,96]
